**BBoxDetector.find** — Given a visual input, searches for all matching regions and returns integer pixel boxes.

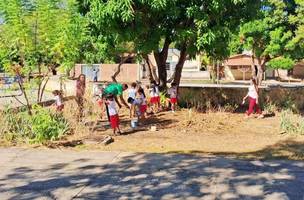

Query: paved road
[0,148,304,200]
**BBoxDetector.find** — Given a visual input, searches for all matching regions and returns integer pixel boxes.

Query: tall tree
[0,0,86,112]
[84,0,260,90]
[240,0,303,84]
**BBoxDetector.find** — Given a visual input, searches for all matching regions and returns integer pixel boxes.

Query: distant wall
[73,64,140,83]
[178,86,304,111]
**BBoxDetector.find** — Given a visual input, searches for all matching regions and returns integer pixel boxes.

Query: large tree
[0,0,86,113]
[82,0,260,90]
[240,0,304,84]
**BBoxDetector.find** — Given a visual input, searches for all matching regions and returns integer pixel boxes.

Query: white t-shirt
[107,100,117,116]
[149,86,160,97]
[248,85,258,99]
[168,87,177,98]
[54,95,62,106]
[128,88,137,99]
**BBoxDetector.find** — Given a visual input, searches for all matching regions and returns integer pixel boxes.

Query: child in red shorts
[105,94,121,135]
[149,81,160,113]
[138,87,147,120]
[168,82,177,112]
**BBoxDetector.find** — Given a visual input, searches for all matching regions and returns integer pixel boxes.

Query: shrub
[280,109,304,135]
[263,103,278,115]
[0,105,70,144]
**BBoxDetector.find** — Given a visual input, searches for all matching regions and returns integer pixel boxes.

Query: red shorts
[170,98,177,104]
[110,114,119,129]
[140,105,147,113]
[150,96,160,104]
[56,105,64,111]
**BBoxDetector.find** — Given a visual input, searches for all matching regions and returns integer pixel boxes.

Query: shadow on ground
[0,140,304,199]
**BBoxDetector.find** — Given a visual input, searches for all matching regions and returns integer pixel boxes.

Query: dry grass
[1,84,304,160]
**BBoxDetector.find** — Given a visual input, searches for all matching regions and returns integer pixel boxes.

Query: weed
[263,103,278,115]
[280,109,304,135]
[0,105,70,144]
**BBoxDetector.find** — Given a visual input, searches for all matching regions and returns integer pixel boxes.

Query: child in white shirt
[52,90,64,112]
[106,94,121,135]
[168,82,178,112]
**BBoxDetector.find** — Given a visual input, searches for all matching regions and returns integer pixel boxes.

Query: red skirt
[140,105,147,113]
[170,98,177,104]
[110,114,119,128]
[150,96,160,104]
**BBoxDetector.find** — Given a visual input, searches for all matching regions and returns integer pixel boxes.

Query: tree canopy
[0,0,87,112]
[81,0,260,89]
[238,0,304,83]
[0,0,86,75]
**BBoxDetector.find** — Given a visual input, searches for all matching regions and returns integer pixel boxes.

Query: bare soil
[64,103,304,160]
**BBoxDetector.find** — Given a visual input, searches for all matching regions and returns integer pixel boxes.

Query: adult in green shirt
[103,83,129,109]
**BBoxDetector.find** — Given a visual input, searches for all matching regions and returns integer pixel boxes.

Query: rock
[102,136,114,145]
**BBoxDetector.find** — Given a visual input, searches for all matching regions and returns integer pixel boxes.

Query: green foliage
[280,109,304,135]
[0,105,70,144]
[263,103,278,115]
[238,0,302,68]
[159,91,168,106]
[84,0,260,85]
[267,57,295,70]
[0,0,87,74]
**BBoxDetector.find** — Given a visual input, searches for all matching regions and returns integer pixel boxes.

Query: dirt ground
[61,103,304,160]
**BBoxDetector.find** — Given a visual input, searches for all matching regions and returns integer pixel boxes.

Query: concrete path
[0,148,304,200]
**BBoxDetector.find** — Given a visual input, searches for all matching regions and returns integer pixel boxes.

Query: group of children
[51,76,264,136]
[103,81,178,135]
[51,80,178,135]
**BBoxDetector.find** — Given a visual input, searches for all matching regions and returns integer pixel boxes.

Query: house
[223,54,304,81]
[223,54,257,81]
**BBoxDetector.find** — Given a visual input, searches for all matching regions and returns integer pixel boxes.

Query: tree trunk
[17,78,32,115]
[112,54,132,83]
[256,65,263,85]
[251,55,256,78]
[173,44,187,86]
[39,76,50,102]
[143,55,155,82]
[154,37,171,91]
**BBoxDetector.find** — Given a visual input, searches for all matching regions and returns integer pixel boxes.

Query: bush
[280,109,304,135]
[0,105,70,144]
[263,103,278,115]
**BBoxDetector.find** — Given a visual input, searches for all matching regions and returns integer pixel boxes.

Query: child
[52,90,64,112]
[128,94,142,120]
[138,87,147,120]
[168,82,178,112]
[242,78,264,119]
[149,81,160,113]
[105,94,121,135]
[128,82,137,102]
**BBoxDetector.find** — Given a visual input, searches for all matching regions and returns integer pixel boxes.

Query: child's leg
[255,104,262,115]
[247,97,256,116]
[172,102,175,111]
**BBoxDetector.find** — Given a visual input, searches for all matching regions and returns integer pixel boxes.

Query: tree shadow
[1,140,304,199]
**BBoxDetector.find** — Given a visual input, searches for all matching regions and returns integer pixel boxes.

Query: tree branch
[39,75,50,102]
[111,53,132,83]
